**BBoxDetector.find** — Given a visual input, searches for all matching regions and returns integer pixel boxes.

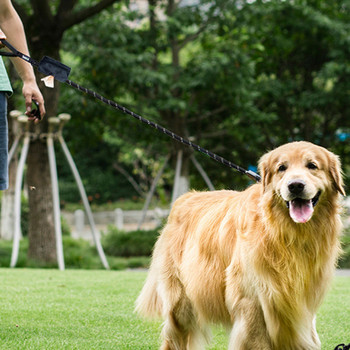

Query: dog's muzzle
[285,191,321,224]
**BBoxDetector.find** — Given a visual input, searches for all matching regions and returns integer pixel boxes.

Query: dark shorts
[0,92,8,190]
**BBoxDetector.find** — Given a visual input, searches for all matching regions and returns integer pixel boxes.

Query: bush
[102,226,160,257]
[339,230,350,268]
[61,216,72,236]
[0,237,150,270]
[0,239,28,268]
[63,237,102,269]
[107,256,150,270]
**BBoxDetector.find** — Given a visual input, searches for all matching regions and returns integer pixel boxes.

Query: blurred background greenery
[2,0,349,268]
[8,0,350,203]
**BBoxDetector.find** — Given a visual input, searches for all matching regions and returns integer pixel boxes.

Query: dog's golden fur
[135,141,345,350]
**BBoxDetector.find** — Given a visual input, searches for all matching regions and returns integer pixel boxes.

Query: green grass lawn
[0,269,348,349]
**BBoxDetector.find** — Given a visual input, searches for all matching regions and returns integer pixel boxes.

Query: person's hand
[23,80,46,123]
[0,28,45,122]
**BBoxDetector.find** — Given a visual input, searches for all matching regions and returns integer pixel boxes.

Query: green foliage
[107,256,150,270]
[339,228,350,268]
[102,226,160,257]
[0,237,150,270]
[57,0,350,194]
[0,239,28,268]
[55,141,137,204]
[8,0,350,198]
[236,0,350,154]
[59,0,260,192]
[62,237,102,269]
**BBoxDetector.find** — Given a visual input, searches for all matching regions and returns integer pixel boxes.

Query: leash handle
[28,100,41,121]
[0,39,39,67]
[0,39,71,82]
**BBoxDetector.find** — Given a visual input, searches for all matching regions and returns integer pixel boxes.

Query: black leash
[0,39,261,182]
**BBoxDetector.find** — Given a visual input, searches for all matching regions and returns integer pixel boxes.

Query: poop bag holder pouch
[38,56,71,82]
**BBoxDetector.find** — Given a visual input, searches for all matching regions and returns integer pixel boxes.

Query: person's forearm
[0,0,45,120]
[0,4,36,84]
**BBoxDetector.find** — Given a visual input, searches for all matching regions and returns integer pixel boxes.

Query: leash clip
[246,170,261,182]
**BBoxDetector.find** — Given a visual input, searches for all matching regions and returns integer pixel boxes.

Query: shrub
[0,237,151,270]
[107,256,150,270]
[339,230,350,268]
[0,239,28,267]
[61,216,72,236]
[102,226,160,257]
[63,237,102,269]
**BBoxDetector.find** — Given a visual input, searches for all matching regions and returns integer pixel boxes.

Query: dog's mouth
[285,191,321,224]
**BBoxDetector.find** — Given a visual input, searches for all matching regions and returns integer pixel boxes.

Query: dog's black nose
[288,180,305,195]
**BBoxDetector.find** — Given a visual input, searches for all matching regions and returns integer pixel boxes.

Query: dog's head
[258,141,345,224]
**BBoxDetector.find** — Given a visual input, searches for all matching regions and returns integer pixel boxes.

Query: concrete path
[335,269,350,277]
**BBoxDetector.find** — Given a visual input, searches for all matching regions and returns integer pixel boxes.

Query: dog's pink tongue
[289,199,314,223]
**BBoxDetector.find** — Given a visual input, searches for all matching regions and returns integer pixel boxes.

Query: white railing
[62,208,169,240]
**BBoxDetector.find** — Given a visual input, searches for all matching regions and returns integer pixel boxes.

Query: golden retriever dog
[135,141,345,350]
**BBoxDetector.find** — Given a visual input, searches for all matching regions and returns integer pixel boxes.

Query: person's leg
[0,92,8,190]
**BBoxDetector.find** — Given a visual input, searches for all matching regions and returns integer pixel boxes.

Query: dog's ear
[328,152,345,196]
[258,152,272,191]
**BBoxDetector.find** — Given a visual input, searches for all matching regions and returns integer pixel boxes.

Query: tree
[60,0,260,196]
[236,0,350,155]
[40,0,350,203]
[11,0,121,265]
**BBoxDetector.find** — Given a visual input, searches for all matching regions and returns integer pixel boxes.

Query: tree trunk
[26,139,57,263]
[26,52,61,264]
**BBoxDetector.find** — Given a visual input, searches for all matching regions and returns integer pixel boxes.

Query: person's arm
[0,0,45,120]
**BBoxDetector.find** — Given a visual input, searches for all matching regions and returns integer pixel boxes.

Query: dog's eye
[278,164,287,172]
[307,162,318,170]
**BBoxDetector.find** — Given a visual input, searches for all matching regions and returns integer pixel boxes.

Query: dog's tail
[135,262,163,319]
